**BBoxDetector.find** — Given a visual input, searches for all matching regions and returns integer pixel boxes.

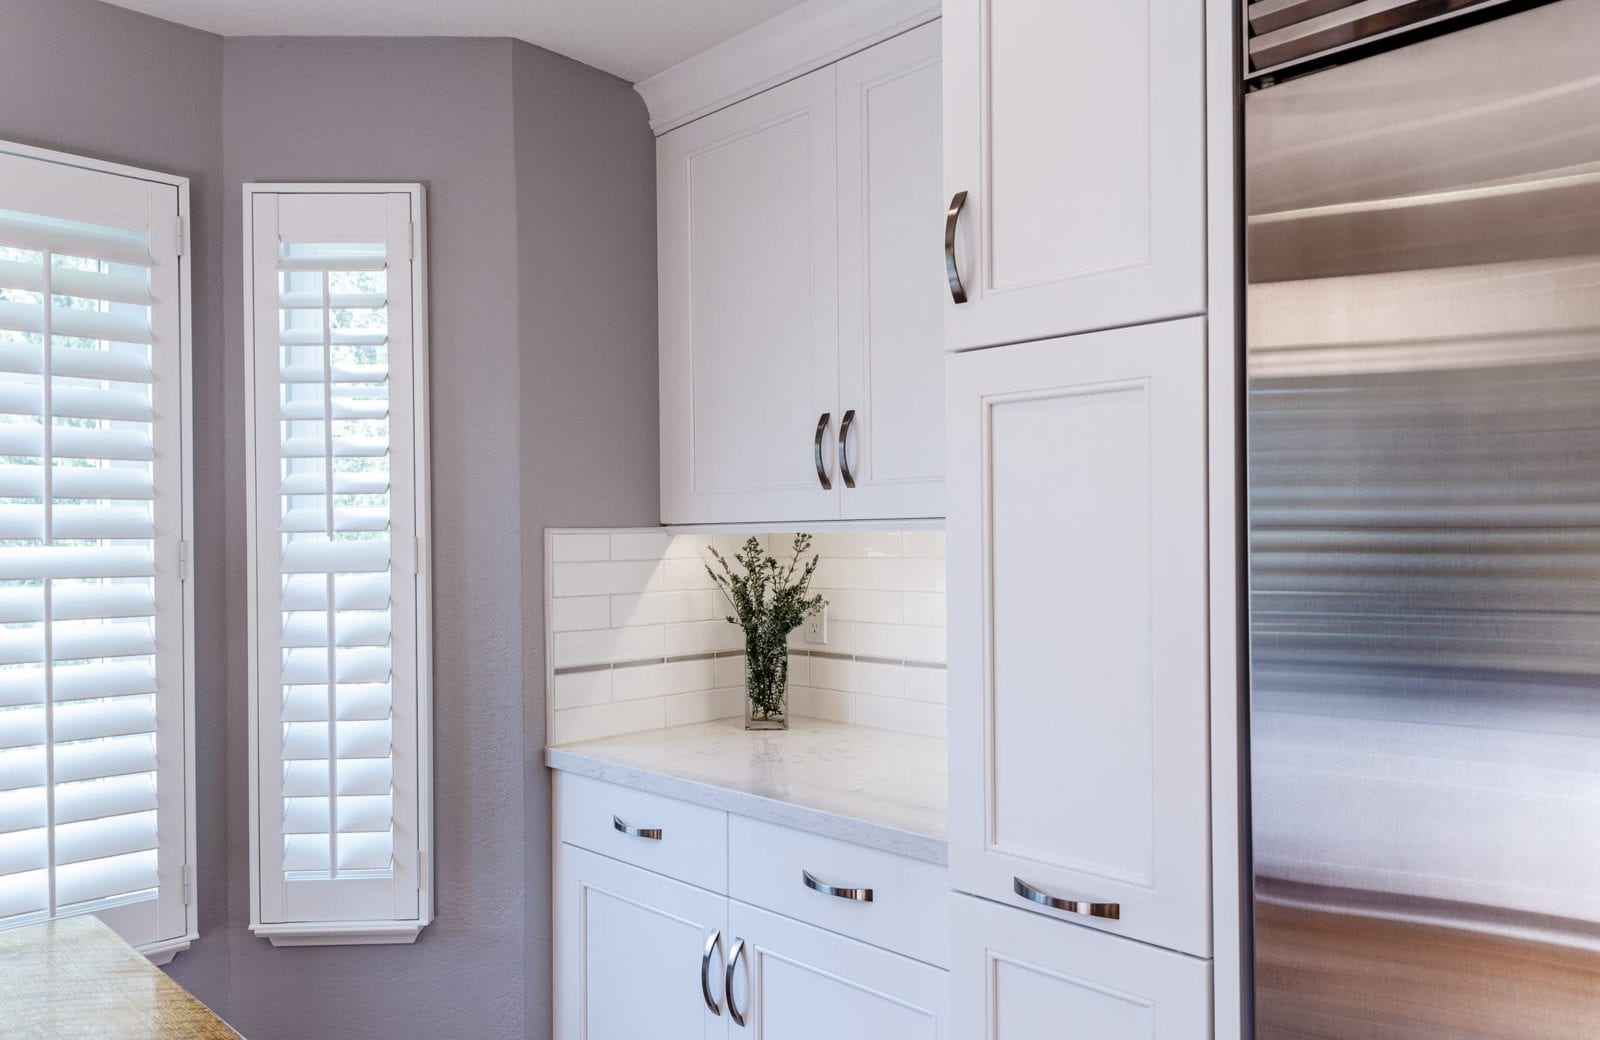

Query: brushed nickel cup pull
[814,412,833,490]
[1013,877,1119,920]
[726,937,748,1027]
[838,409,857,489]
[803,869,873,903]
[701,930,723,1016]
[612,815,662,841]
[945,190,969,304]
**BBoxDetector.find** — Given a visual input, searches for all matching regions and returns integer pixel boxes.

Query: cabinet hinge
[182,864,193,906]
[409,537,422,577]
[178,540,190,582]
[416,850,427,892]
[176,214,186,257]
[406,222,415,261]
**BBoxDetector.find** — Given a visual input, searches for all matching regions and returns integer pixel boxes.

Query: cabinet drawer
[728,815,948,968]
[556,773,727,892]
[951,893,1211,1040]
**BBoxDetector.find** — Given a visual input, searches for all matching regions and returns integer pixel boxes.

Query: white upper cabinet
[942,0,1205,351]
[836,22,945,520]
[658,23,945,525]
[946,317,1211,957]
[659,66,841,525]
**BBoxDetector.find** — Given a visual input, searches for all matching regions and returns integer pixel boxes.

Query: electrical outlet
[802,609,828,645]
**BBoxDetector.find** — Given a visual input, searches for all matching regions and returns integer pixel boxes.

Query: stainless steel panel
[1247,1,1600,1035]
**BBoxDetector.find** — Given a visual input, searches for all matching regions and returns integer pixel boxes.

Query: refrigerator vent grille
[1246,0,1527,83]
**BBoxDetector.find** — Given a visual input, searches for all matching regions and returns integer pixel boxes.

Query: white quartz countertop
[545,717,948,864]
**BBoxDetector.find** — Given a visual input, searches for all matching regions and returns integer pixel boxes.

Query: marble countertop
[0,915,241,1039]
[546,717,949,864]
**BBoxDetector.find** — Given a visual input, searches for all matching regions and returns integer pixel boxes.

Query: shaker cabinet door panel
[837,21,946,519]
[556,845,730,1040]
[952,894,1211,1040]
[947,317,1211,956]
[943,0,1205,350]
[727,901,948,1040]
[658,66,841,524]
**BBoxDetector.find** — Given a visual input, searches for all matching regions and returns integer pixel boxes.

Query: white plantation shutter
[0,145,194,956]
[245,186,431,944]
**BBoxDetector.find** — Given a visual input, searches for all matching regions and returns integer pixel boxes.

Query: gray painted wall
[512,40,661,1037]
[219,37,530,1040]
[0,6,660,1038]
[0,0,233,1005]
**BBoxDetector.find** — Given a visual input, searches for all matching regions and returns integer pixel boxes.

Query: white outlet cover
[803,610,827,644]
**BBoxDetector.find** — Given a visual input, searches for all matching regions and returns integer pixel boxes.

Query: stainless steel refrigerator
[1245,1,1600,1036]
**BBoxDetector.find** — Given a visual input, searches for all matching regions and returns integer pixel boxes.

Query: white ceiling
[99,0,809,82]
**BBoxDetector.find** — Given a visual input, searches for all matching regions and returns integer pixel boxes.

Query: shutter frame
[0,140,196,960]
[243,183,432,946]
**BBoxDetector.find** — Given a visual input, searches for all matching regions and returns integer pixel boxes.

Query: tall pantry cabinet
[941,1,1224,1036]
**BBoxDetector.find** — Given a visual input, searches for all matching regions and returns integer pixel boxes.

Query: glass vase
[743,636,789,731]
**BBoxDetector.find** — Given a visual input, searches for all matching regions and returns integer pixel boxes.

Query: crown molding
[635,0,940,135]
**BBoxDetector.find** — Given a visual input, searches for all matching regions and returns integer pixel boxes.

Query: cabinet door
[943,0,1204,351]
[947,318,1211,956]
[556,845,729,1040]
[726,901,947,1040]
[952,893,1211,1039]
[658,66,840,524]
[836,21,946,519]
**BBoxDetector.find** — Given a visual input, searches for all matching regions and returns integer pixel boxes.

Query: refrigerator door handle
[1013,877,1120,920]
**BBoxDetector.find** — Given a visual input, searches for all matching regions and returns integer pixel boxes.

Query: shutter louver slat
[0,259,152,306]
[55,850,157,908]
[0,210,150,266]
[53,810,156,867]
[52,733,156,785]
[0,747,46,792]
[53,774,156,827]
[0,787,46,833]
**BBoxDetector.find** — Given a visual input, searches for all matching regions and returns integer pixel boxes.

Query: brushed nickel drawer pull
[701,930,723,1016]
[726,937,748,1027]
[814,412,833,490]
[612,815,662,841]
[1013,877,1119,920]
[945,190,969,304]
[838,409,857,489]
[803,869,873,903]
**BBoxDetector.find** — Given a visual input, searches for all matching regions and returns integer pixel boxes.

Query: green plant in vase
[707,535,827,730]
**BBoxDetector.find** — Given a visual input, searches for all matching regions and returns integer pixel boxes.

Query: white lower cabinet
[554,777,949,1039]
[952,893,1211,1040]
[556,845,727,1040]
[726,901,948,1039]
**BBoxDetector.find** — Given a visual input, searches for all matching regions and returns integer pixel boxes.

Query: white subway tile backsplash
[810,655,904,699]
[662,558,719,591]
[854,694,946,738]
[611,589,726,627]
[550,595,612,633]
[663,687,743,728]
[855,557,946,593]
[547,526,946,744]
[664,619,745,657]
[612,658,717,702]
[610,531,676,560]
[904,666,948,705]
[552,532,611,562]
[555,699,666,744]
[551,668,612,710]
[820,589,903,625]
[554,560,664,597]
[551,625,664,669]
[789,686,854,724]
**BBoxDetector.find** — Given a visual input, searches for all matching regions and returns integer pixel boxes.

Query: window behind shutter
[246,187,431,942]
[0,147,193,954]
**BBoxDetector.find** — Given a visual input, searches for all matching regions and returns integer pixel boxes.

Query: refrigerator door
[1247,1,1600,1036]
